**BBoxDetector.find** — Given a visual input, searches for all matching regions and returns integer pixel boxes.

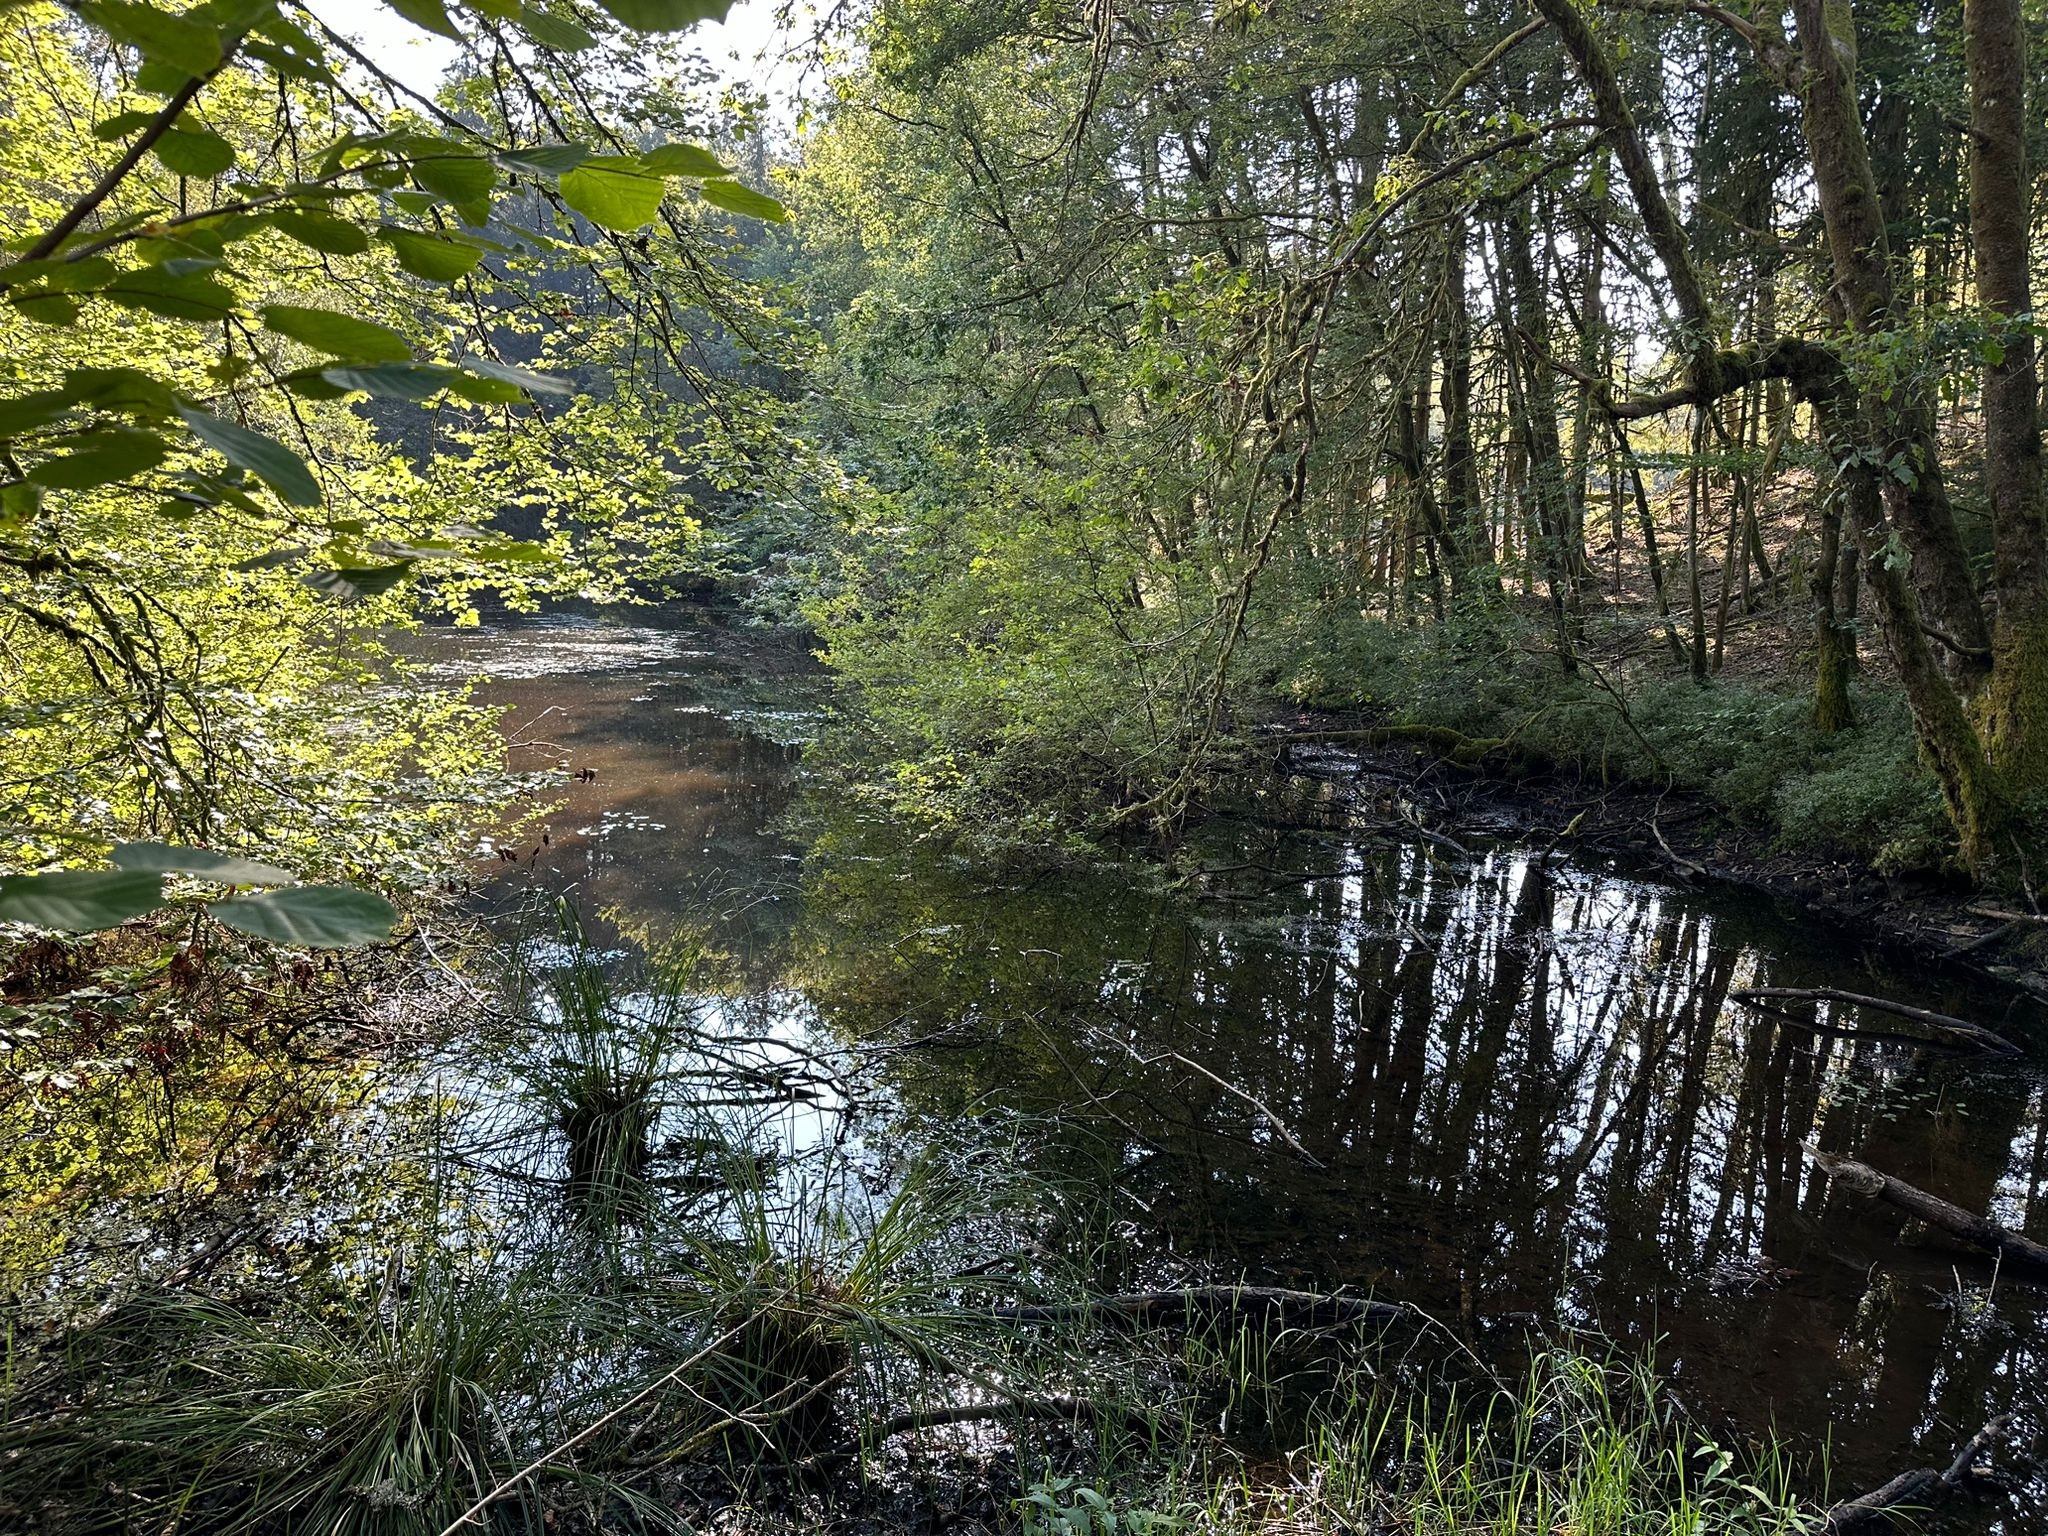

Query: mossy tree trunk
[1965,0,2048,794]
[1787,0,1993,681]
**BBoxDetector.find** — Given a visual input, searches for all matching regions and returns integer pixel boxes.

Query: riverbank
[1257,708,2048,1008]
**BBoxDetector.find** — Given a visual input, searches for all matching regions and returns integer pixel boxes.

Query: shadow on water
[436,606,2045,1523]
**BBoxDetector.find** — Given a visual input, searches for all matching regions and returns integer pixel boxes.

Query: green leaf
[111,842,296,885]
[591,0,731,31]
[154,125,236,177]
[93,109,158,141]
[243,36,334,85]
[9,292,80,326]
[380,0,461,39]
[0,391,70,436]
[209,885,400,947]
[176,404,322,506]
[497,144,591,176]
[66,366,178,414]
[460,356,572,394]
[320,363,459,400]
[378,227,486,282]
[698,177,787,222]
[271,208,372,255]
[558,155,668,230]
[300,560,413,600]
[519,8,598,49]
[642,142,732,178]
[0,869,165,932]
[444,372,525,404]
[410,150,499,218]
[261,304,412,363]
[80,1,223,77]
[0,481,44,531]
[27,429,166,489]
[98,266,239,320]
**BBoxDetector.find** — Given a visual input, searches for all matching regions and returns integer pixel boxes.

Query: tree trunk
[1965,0,2048,791]
[1439,213,1491,579]
[1815,396,2007,867]
[1813,477,1856,731]
[1787,0,1992,678]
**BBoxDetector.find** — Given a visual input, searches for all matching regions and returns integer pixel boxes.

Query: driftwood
[1820,1414,2011,1531]
[1803,1144,2048,1275]
[982,1285,1409,1331]
[1734,986,2020,1055]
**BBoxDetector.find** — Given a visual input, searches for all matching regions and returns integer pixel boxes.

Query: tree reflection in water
[790,808,2046,1503]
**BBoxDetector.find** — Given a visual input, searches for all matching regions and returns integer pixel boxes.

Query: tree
[0,0,790,936]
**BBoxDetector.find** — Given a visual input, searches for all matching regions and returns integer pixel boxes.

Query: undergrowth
[0,906,1837,1535]
[1252,599,1958,872]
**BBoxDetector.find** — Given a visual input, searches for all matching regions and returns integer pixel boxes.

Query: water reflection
[443,608,2045,1520]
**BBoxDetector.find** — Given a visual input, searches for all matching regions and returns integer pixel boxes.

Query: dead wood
[1819,1414,2012,1530]
[1735,986,2019,1054]
[1803,1144,2048,1274]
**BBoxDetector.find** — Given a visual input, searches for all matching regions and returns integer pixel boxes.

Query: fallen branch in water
[1820,1414,2012,1531]
[1803,1144,2048,1275]
[1738,998,2003,1055]
[980,1285,1410,1330]
[1736,987,2019,1054]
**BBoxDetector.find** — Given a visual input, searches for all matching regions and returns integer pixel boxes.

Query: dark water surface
[435,607,2047,1528]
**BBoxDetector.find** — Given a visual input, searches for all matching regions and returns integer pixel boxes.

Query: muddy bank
[1261,714,2048,1012]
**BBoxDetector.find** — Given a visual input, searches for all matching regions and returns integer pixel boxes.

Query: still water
[433,606,2046,1526]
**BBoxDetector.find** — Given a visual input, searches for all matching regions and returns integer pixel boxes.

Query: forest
[1,0,2044,1532]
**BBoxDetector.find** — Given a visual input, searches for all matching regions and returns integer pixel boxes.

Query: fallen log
[1735,987,2019,1054]
[1820,1414,2011,1531]
[1803,1144,2048,1275]
[981,1285,1410,1330]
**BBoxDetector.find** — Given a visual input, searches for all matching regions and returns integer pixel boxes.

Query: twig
[1078,1021,1325,1168]
[1738,987,2018,1054]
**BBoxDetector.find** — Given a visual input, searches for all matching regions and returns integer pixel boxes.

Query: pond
[427,605,2046,1529]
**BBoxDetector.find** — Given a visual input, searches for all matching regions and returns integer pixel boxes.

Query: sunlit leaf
[558,155,668,230]
[642,142,731,178]
[698,177,787,222]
